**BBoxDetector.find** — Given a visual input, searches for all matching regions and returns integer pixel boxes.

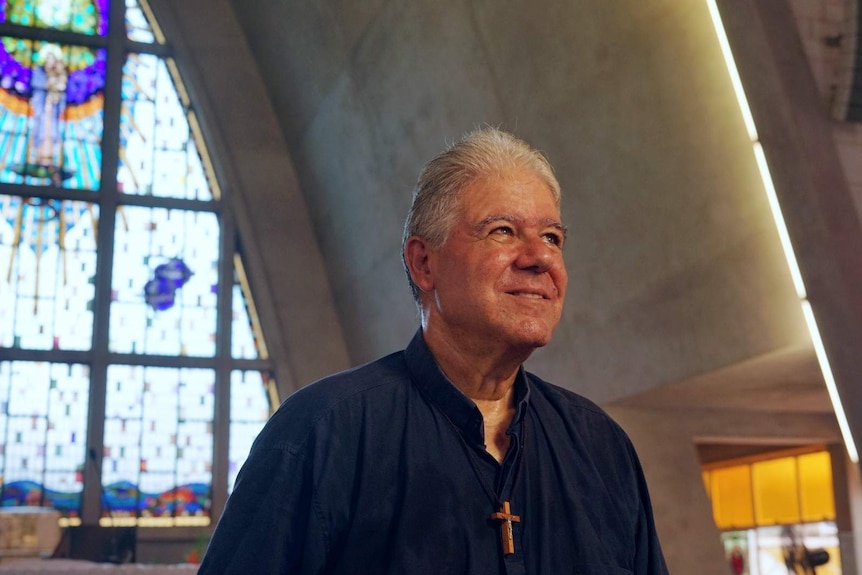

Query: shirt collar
[404,329,531,446]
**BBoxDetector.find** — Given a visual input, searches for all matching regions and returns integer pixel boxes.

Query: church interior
[2,0,862,573]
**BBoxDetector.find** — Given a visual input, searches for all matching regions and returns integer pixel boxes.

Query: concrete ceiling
[617,345,831,415]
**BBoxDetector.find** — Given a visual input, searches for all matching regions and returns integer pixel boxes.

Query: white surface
[0,508,61,557]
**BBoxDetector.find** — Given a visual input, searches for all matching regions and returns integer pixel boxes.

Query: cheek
[553,265,569,296]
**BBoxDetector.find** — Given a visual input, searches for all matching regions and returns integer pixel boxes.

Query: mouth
[509,291,548,300]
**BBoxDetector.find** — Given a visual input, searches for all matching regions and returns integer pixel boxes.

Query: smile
[510,292,546,299]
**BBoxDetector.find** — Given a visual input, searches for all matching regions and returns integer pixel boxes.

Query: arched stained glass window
[0,0,277,529]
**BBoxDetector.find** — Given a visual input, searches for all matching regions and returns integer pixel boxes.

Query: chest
[311,409,637,573]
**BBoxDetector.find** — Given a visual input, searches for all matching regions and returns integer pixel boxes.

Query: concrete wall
[226,0,809,407]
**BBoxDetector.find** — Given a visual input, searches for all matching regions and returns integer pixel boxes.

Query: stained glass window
[110,205,219,356]
[0,194,98,350]
[119,54,212,200]
[0,38,105,190]
[124,0,153,43]
[103,365,213,526]
[228,371,273,493]
[0,361,90,518]
[0,0,279,529]
[232,254,266,360]
[0,0,109,36]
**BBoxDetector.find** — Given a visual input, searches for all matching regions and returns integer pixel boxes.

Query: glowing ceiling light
[706,0,859,463]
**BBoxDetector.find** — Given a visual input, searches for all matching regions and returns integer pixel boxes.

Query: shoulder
[526,372,634,450]
[526,373,648,500]
[254,350,411,452]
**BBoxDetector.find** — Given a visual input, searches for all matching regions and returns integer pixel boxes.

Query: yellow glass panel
[710,465,754,529]
[752,457,799,525]
[798,451,835,522]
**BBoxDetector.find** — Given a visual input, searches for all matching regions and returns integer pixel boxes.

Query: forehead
[457,168,560,217]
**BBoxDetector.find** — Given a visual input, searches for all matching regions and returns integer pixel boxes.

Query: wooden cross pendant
[490,501,521,555]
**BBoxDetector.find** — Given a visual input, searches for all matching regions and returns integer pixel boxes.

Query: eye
[543,231,564,247]
[491,225,514,236]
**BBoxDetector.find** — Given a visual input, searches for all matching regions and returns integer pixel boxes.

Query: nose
[515,235,558,273]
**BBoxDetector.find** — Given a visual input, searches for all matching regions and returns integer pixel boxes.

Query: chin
[506,321,555,349]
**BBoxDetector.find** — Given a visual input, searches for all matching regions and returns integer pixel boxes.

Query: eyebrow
[475,214,569,239]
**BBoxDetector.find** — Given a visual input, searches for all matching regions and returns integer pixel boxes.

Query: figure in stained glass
[0,38,105,189]
[29,45,67,176]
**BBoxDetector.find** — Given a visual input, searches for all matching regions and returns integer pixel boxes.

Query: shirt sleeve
[196,440,328,575]
[628,441,670,575]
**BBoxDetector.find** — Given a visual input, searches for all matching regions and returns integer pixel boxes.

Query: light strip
[706,0,859,462]
[751,142,806,298]
[802,302,859,462]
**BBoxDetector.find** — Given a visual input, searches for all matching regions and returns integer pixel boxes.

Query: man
[198,128,669,574]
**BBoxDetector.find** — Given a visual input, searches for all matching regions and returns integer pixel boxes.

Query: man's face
[424,167,568,354]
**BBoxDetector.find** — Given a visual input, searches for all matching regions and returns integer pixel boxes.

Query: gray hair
[401,127,561,305]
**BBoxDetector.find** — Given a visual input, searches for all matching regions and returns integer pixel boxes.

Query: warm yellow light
[798,451,836,521]
[58,517,82,528]
[706,0,859,463]
[710,465,755,529]
[98,515,211,528]
[752,457,800,525]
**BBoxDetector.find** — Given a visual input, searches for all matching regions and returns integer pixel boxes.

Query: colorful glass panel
[118,53,212,200]
[228,370,272,493]
[0,38,105,190]
[0,361,90,518]
[109,205,219,356]
[103,365,213,522]
[231,256,266,360]
[0,0,108,36]
[0,194,98,350]
[124,0,154,43]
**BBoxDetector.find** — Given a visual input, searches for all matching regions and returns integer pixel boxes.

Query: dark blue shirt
[199,330,669,574]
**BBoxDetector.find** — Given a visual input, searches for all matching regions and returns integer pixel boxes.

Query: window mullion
[209,204,235,521]
[81,0,127,526]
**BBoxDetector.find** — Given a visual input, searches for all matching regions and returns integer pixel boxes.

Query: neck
[423,326,524,401]
[423,326,524,462]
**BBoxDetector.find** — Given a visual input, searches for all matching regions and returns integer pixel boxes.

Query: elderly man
[198,128,669,574]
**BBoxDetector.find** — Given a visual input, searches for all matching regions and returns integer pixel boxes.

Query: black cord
[437,406,527,512]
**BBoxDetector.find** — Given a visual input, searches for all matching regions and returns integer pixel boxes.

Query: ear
[404,236,435,293]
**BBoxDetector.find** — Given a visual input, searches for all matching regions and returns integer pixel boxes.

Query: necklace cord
[438,405,528,510]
